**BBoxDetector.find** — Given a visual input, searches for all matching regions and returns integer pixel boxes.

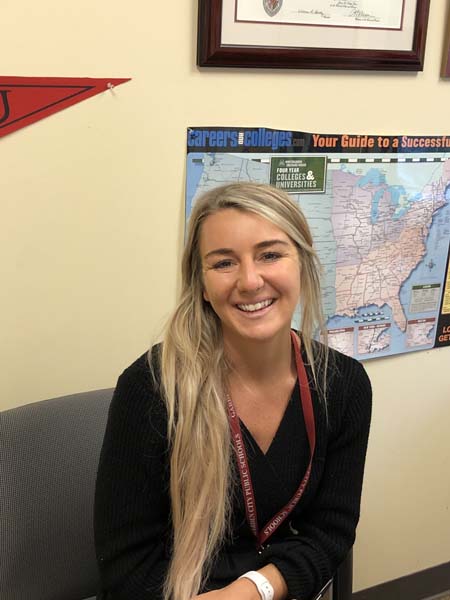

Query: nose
[236,259,264,293]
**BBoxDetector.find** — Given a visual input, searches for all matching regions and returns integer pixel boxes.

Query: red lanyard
[226,331,316,549]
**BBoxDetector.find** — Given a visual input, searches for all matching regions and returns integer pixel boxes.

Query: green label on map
[270,156,327,193]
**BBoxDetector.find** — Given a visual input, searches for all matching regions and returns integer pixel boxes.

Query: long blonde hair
[157,183,328,600]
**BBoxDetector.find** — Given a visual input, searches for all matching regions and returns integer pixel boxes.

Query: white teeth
[237,299,273,312]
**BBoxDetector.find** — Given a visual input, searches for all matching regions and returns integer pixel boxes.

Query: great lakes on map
[186,150,450,360]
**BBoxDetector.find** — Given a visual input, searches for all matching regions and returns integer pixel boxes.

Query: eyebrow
[203,239,290,260]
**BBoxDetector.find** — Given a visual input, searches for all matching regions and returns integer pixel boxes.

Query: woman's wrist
[239,571,274,600]
[228,564,287,600]
[258,564,288,600]
[228,576,263,600]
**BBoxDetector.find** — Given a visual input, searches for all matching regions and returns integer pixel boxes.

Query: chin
[228,322,291,343]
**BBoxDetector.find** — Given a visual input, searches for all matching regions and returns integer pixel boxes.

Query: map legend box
[327,327,354,357]
[409,284,441,313]
[406,318,436,347]
[357,324,391,355]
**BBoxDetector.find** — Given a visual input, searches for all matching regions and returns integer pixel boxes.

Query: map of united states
[331,165,449,331]
[186,150,450,359]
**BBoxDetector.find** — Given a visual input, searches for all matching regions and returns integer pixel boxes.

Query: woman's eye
[261,252,282,262]
[212,259,235,270]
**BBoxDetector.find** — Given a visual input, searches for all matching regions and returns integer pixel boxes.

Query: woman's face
[200,208,301,347]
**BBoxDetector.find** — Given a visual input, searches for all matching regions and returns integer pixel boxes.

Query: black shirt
[95,344,372,600]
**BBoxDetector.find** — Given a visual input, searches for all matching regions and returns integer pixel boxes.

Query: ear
[203,288,210,302]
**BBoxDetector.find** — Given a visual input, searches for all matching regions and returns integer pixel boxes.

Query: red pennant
[0,76,130,138]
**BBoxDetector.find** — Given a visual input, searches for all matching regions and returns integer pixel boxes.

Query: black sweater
[95,345,372,600]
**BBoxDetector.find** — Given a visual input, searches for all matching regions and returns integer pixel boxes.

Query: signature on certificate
[297,9,331,19]
[348,9,379,23]
[295,2,381,24]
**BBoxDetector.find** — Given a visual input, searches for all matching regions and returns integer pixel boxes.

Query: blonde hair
[157,183,328,600]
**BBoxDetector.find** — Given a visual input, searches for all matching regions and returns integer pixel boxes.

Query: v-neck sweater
[95,343,372,600]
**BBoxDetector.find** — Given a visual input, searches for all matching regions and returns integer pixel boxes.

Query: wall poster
[186,127,450,360]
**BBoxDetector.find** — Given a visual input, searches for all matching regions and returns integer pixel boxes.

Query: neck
[224,329,295,384]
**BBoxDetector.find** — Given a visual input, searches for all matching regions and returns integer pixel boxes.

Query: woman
[95,182,372,600]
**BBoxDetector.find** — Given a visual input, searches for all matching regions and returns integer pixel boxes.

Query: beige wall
[2,0,450,592]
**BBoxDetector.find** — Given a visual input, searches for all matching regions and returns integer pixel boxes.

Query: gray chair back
[0,388,352,600]
[0,389,113,600]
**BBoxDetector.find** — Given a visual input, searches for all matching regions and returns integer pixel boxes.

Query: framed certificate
[197,0,430,71]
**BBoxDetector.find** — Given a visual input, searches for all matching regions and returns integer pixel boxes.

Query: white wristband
[239,570,274,600]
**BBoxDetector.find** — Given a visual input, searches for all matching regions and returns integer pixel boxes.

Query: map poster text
[270,156,326,193]
[435,249,450,347]
[187,127,450,154]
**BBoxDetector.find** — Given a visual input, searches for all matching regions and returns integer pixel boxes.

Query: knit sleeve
[264,358,372,600]
[94,353,171,600]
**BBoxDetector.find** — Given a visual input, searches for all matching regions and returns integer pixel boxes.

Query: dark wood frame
[442,13,450,77]
[197,0,430,71]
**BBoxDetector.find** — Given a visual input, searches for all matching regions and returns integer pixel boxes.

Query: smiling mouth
[236,299,275,313]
